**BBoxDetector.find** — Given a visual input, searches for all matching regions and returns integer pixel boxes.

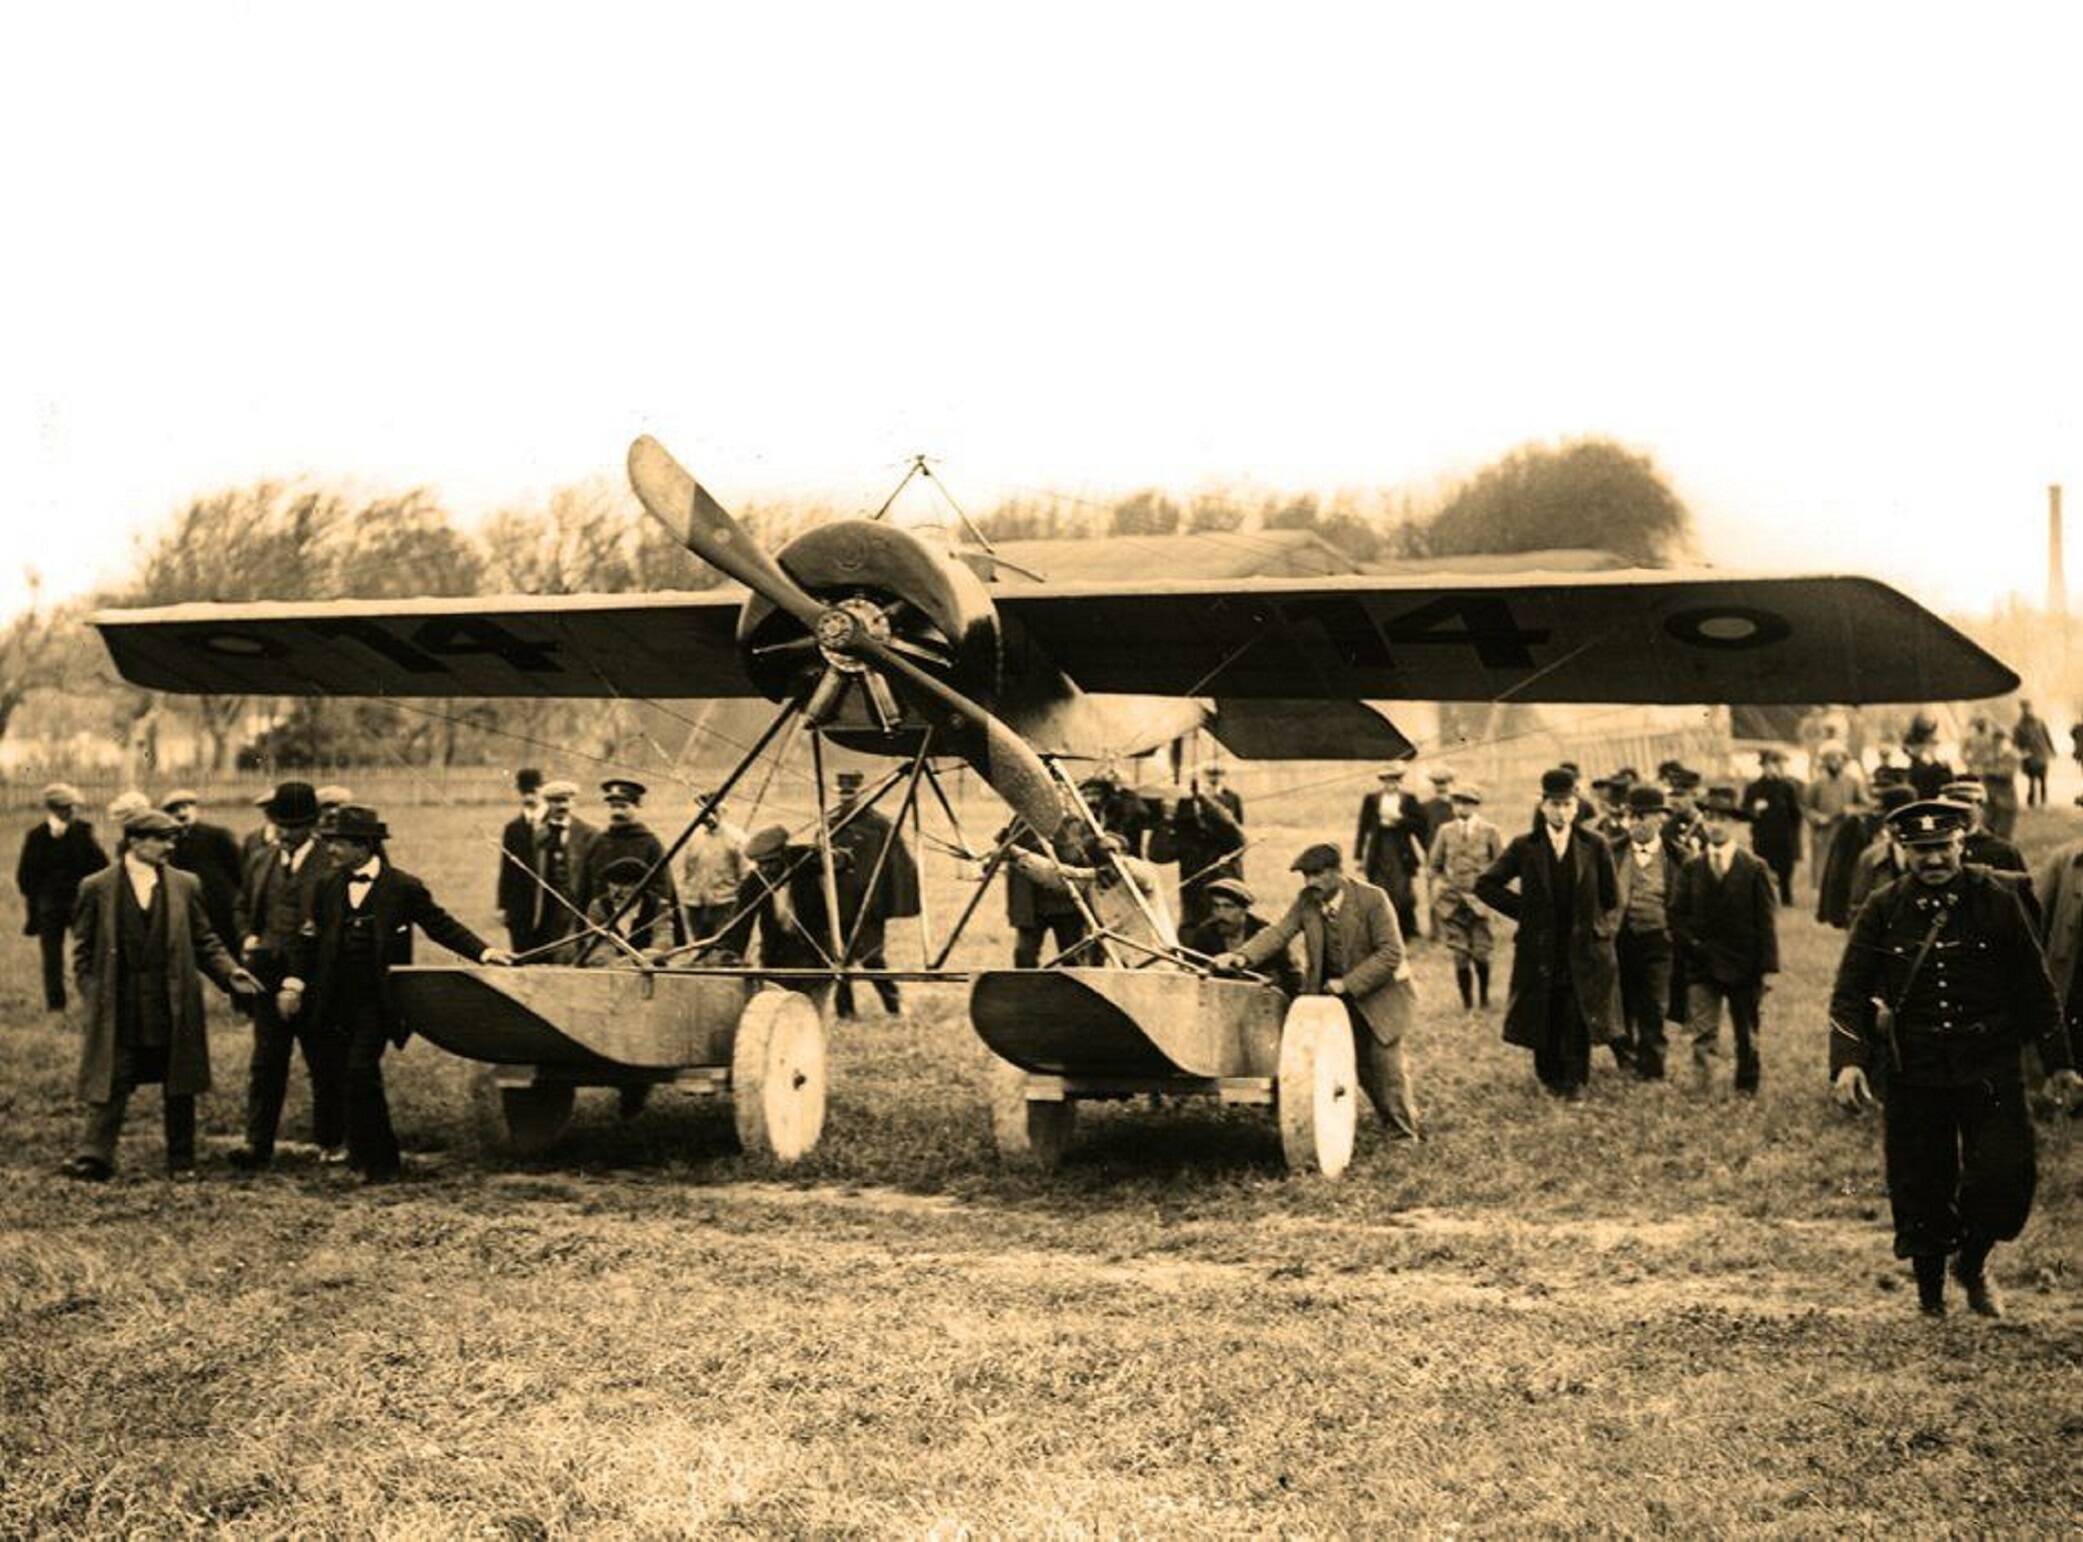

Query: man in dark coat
[162,789,242,954]
[570,854,673,966]
[1829,800,2082,1317]
[1740,749,1804,905]
[1219,844,1419,1139]
[1182,877,1299,996]
[17,781,108,1012]
[295,805,512,1183]
[518,779,596,955]
[61,808,258,1180]
[1611,784,1682,1080]
[719,824,844,986]
[827,769,920,1017]
[577,778,684,947]
[1903,716,1954,801]
[1354,763,1426,942]
[1672,787,1779,1093]
[1003,817,1090,968]
[1474,768,1619,1101]
[2014,700,2055,808]
[1170,775,1246,930]
[225,781,343,1170]
[1419,768,1459,847]
[1819,765,1903,927]
[1081,771,1155,857]
[1660,768,1708,866]
[493,767,545,951]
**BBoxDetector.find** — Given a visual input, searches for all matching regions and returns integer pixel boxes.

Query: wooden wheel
[731,989,828,1164]
[1276,996,1357,1178]
[470,1066,576,1157]
[985,1055,1075,1169]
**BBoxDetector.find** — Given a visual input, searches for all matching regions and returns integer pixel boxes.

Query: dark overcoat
[18,818,108,934]
[577,820,683,943]
[71,864,239,1101]
[297,862,492,1047]
[1475,824,1618,1048]
[1353,791,1426,886]
[496,812,540,927]
[1670,846,1780,985]
[828,806,920,955]
[169,819,243,947]
[1739,775,1804,865]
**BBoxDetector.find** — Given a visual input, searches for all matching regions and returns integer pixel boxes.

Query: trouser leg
[341,999,401,1178]
[1729,982,1762,1092]
[1956,1075,2036,1249]
[1687,981,1725,1085]
[1475,958,1491,1006]
[1349,1006,1419,1139]
[299,1020,349,1151]
[164,1093,197,1172]
[1013,925,1045,968]
[1535,975,1587,1092]
[1884,1081,1962,1259]
[40,926,67,1011]
[245,1001,297,1157]
[1617,931,1669,1078]
[860,946,900,1013]
[79,1086,131,1166]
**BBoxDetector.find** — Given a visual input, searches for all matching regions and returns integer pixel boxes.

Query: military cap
[1699,785,1748,818]
[1871,763,1908,789]
[600,777,646,803]
[1625,784,1667,815]
[1939,779,1987,806]
[1667,767,1703,791]
[1539,767,1577,798]
[315,784,353,809]
[41,781,81,808]
[1290,841,1343,874]
[122,808,180,838]
[1590,775,1614,794]
[745,824,790,862]
[599,855,651,885]
[261,781,320,824]
[325,804,388,842]
[1450,784,1484,805]
[516,767,543,794]
[160,788,200,811]
[540,778,580,800]
[1887,799,1970,846]
[108,790,152,824]
[1876,783,1916,812]
[1203,877,1254,908]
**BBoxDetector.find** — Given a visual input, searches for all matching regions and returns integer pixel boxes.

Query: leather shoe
[1952,1258,2005,1318]
[225,1146,270,1172]
[61,1155,112,1182]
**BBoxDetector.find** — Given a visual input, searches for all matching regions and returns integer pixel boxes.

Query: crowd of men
[16,721,2083,1314]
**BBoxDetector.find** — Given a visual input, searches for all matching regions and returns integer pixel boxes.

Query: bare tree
[0,573,67,749]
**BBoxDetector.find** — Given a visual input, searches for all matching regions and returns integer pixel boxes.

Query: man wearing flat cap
[1427,784,1502,1013]
[227,781,341,1170]
[1475,768,1619,1101]
[1829,799,2081,1317]
[572,854,674,966]
[18,782,108,1013]
[718,824,844,984]
[1354,763,1426,942]
[163,790,243,953]
[295,805,513,1182]
[1671,786,1779,1094]
[577,777,685,949]
[1741,748,1804,906]
[1182,877,1299,996]
[1217,844,1419,1139]
[61,808,261,1180]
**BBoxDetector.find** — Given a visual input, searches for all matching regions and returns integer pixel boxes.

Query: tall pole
[2049,484,2066,619]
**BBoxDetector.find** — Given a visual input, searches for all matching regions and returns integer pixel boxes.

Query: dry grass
[4,781,2081,1536]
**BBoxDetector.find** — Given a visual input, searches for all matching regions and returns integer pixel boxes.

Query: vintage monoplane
[91,437,2016,1173]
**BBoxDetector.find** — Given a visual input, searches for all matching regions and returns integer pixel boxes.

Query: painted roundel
[1662,605,1793,651]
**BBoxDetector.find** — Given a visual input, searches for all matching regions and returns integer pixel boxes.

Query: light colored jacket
[1428,814,1502,900]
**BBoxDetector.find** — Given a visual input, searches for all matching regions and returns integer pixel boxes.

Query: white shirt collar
[46,814,68,837]
[122,852,159,905]
[1545,823,1572,858]
[351,858,382,882]
[282,839,313,873]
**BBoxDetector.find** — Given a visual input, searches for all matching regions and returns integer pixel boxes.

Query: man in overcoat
[61,808,258,1179]
[1740,748,1804,905]
[1671,786,1780,1093]
[1218,844,1419,1139]
[1354,763,1426,942]
[294,805,512,1182]
[17,781,108,1012]
[494,767,545,950]
[163,789,243,955]
[826,769,920,1018]
[576,777,684,948]
[1474,768,1619,1101]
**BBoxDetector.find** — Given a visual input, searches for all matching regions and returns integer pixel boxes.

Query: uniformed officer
[1828,800,2082,1317]
[578,777,686,948]
[1939,780,2027,875]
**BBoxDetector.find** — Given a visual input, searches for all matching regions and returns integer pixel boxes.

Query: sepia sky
[5,4,2080,621]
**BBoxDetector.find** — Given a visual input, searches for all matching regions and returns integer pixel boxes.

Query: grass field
[4,778,2082,1535]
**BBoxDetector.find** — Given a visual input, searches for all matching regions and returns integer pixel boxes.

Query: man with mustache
[1829,800,2082,1317]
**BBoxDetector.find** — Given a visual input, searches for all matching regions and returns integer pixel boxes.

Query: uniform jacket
[169,820,243,948]
[577,820,683,943]
[18,817,108,933]
[1828,868,2067,1084]
[1671,844,1779,985]
[298,861,492,1046]
[71,864,239,1101]
[1741,774,1804,863]
[1235,876,1413,1044]
[1353,791,1426,880]
[1963,829,2026,874]
[1475,823,1618,1048]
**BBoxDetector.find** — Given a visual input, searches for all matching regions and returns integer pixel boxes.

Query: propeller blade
[861,640,1062,832]
[628,436,824,629]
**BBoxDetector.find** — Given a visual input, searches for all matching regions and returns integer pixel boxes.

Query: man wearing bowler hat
[61,808,261,1180]
[1829,799,2081,1316]
[1475,768,1619,1101]
[18,781,108,1013]
[1611,783,1682,1079]
[578,777,685,947]
[227,781,343,1170]
[1671,786,1779,1093]
[295,805,513,1182]
[1216,844,1419,1139]
[494,768,546,951]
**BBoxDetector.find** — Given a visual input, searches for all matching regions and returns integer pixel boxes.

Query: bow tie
[349,872,375,887]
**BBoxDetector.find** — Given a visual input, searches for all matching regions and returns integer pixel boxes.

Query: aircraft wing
[88,590,762,697]
[992,571,2015,705]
